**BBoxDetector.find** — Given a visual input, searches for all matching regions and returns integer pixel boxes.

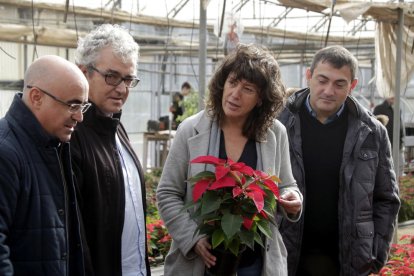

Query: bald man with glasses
[71,24,151,276]
[0,55,92,275]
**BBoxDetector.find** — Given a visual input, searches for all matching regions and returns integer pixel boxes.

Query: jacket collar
[6,93,61,148]
[287,87,366,120]
[193,111,214,135]
[80,102,121,135]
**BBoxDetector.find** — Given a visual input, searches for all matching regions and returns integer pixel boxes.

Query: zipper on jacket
[286,113,307,275]
[58,145,70,275]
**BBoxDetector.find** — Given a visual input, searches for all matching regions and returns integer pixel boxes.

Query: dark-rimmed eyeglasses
[88,66,140,88]
[26,85,91,114]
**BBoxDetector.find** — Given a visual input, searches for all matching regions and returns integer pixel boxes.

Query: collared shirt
[116,134,147,276]
[305,94,345,124]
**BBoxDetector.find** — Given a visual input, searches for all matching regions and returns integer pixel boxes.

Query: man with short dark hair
[279,45,400,276]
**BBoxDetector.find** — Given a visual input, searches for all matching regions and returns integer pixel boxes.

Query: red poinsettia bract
[191,155,279,210]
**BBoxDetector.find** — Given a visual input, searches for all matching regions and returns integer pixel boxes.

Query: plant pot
[205,247,241,276]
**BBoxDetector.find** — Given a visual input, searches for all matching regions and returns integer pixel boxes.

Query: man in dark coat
[71,24,151,276]
[0,55,91,275]
[278,46,400,276]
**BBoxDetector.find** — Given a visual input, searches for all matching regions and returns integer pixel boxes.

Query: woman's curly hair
[206,43,286,141]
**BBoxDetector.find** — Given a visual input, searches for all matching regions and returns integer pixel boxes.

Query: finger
[202,250,216,267]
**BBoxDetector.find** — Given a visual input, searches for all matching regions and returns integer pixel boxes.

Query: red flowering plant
[185,155,280,256]
[378,234,414,275]
[146,217,172,264]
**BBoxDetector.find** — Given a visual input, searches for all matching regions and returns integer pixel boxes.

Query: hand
[279,191,302,216]
[194,237,216,268]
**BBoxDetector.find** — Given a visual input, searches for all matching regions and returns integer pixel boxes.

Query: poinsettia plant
[186,155,280,256]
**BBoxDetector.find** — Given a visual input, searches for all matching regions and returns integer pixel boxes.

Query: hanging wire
[341,15,348,45]
[275,6,288,60]
[30,0,38,60]
[303,9,310,66]
[355,19,362,63]
[158,0,172,96]
[188,0,198,87]
[100,0,104,17]
[64,0,69,23]
[355,26,364,96]
[128,0,134,30]
[402,25,413,97]
[214,0,223,58]
[218,0,227,38]
[258,0,266,45]
[72,0,79,42]
[324,0,336,47]
[0,47,16,60]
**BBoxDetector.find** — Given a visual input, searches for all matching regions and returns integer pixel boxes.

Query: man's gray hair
[75,24,139,69]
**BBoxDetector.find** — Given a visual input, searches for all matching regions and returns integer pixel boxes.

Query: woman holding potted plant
[156,43,302,276]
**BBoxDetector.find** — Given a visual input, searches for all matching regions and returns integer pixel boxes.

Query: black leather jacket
[278,89,400,276]
[71,104,151,276]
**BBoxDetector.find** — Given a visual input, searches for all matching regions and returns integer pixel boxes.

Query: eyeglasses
[26,85,91,114]
[89,66,140,88]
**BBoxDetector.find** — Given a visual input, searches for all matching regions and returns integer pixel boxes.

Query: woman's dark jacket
[70,104,151,276]
[0,94,87,275]
[278,88,401,276]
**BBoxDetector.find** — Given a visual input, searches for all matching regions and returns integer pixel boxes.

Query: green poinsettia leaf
[240,200,258,215]
[256,218,272,240]
[211,229,225,248]
[238,229,255,250]
[253,232,265,248]
[189,171,215,183]
[201,191,221,215]
[227,238,241,256]
[198,223,216,236]
[181,199,197,212]
[221,212,243,240]
[262,190,277,215]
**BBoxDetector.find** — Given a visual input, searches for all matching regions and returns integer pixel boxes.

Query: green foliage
[144,169,172,265]
[145,168,162,217]
[398,175,414,222]
[221,211,244,241]
[177,91,200,122]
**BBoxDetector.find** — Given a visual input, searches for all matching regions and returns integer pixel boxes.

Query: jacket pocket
[353,221,375,274]
[358,150,378,161]
[354,149,378,183]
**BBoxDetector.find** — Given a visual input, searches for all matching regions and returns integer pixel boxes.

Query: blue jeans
[236,256,263,276]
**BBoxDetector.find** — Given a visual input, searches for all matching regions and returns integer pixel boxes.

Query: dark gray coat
[278,88,400,276]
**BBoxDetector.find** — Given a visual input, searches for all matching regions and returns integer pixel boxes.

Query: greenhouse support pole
[392,0,404,243]
[199,0,208,111]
